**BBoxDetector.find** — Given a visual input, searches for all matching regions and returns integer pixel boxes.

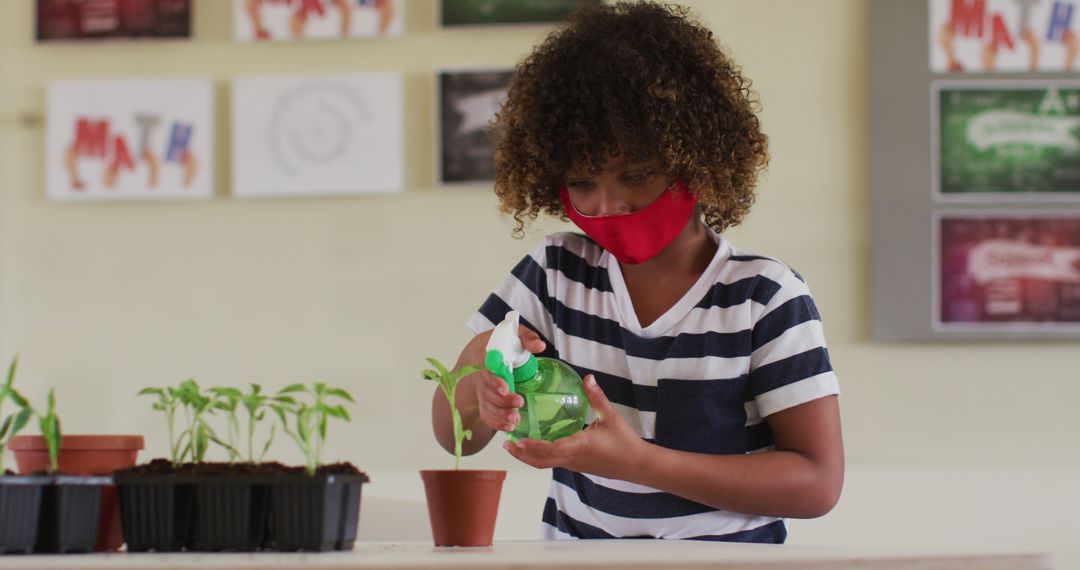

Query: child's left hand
[502,374,647,480]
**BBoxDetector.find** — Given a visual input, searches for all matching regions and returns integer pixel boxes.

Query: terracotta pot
[419,469,505,547]
[11,435,143,552]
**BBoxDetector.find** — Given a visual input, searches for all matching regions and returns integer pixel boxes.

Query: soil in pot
[11,434,143,551]
[0,475,50,554]
[420,470,505,547]
[34,476,110,554]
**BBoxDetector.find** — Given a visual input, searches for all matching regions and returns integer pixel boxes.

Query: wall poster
[37,0,191,41]
[930,0,1080,73]
[438,69,512,185]
[231,73,404,198]
[935,212,1080,332]
[234,0,403,41]
[45,78,214,201]
[933,81,1080,199]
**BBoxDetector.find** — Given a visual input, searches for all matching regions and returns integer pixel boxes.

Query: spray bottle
[484,311,590,442]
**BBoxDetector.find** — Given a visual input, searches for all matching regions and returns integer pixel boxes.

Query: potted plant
[116,378,368,552]
[420,358,505,547]
[28,388,111,554]
[267,382,368,551]
[0,356,48,554]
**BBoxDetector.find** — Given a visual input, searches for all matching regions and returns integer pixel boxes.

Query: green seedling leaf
[8,389,27,409]
[324,387,354,402]
[279,384,307,394]
[11,408,32,437]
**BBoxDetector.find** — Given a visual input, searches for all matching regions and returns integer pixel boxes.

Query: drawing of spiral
[269,83,371,176]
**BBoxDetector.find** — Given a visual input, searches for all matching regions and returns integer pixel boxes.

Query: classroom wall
[1,0,1077,565]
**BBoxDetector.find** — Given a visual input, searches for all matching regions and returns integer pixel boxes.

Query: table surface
[0,540,1050,570]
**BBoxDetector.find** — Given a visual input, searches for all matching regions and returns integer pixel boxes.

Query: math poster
[934,82,1080,197]
[231,73,404,198]
[233,0,402,42]
[439,70,512,185]
[45,79,214,201]
[930,0,1080,72]
[37,0,191,41]
[935,212,1080,331]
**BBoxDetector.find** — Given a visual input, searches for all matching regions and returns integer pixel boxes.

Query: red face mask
[559,181,698,265]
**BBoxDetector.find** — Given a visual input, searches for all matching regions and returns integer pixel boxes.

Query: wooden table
[0,540,1049,569]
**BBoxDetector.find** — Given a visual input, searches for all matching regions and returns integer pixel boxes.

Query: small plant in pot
[28,388,112,554]
[10,360,143,552]
[0,356,49,554]
[0,356,111,554]
[267,382,368,552]
[421,358,506,547]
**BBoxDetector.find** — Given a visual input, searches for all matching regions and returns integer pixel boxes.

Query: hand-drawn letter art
[231,73,404,197]
[46,78,214,201]
[234,0,402,42]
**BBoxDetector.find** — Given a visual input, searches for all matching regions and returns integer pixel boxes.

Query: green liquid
[508,358,589,442]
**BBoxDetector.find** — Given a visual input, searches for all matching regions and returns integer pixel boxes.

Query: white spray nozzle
[485,311,532,370]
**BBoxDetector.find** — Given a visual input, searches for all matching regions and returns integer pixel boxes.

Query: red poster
[37,0,191,41]
[937,213,1080,331]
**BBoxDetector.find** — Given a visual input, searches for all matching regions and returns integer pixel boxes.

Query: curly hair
[491,1,769,237]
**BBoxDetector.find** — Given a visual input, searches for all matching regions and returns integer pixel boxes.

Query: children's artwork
[440,0,600,27]
[935,212,1080,332]
[439,69,512,185]
[933,81,1080,199]
[37,0,191,41]
[45,79,214,201]
[231,73,404,198]
[930,0,1080,73]
[234,0,402,41]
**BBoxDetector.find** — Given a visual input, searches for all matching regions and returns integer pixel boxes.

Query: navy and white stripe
[467,230,840,542]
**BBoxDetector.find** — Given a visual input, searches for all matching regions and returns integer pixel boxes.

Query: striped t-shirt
[466,229,840,543]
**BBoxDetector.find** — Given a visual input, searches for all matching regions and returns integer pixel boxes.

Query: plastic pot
[420,470,505,547]
[35,476,110,553]
[11,434,143,551]
[190,476,269,552]
[0,475,50,554]
[266,472,368,551]
[114,471,194,552]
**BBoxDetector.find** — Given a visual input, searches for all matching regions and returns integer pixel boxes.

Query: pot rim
[419,469,507,481]
[10,434,144,451]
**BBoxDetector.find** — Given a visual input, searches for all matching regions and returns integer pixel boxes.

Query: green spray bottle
[484,311,590,442]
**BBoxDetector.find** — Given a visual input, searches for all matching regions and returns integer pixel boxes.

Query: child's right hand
[473,326,546,432]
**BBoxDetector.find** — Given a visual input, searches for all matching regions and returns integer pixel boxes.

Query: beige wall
[1,0,1078,563]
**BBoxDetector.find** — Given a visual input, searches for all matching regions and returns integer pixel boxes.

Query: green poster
[937,84,1080,196]
[441,0,601,27]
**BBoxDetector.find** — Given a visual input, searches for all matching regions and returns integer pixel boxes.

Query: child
[431,1,843,543]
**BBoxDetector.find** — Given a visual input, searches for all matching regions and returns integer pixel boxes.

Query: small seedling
[211,387,243,464]
[36,388,61,474]
[422,358,482,470]
[239,384,277,463]
[272,382,354,476]
[0,357,33,473]
[137,385,183,467]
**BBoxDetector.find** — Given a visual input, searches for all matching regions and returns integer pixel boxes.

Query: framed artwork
[36,0,191,41]
[934,211,1080,332]
[231,73,404,198]
[439,0,600,27]
[234,0,403,42]
[438,69,512,185]
[45,78,214,201]
[933,81,1080,200]
[930,0,1080,73]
